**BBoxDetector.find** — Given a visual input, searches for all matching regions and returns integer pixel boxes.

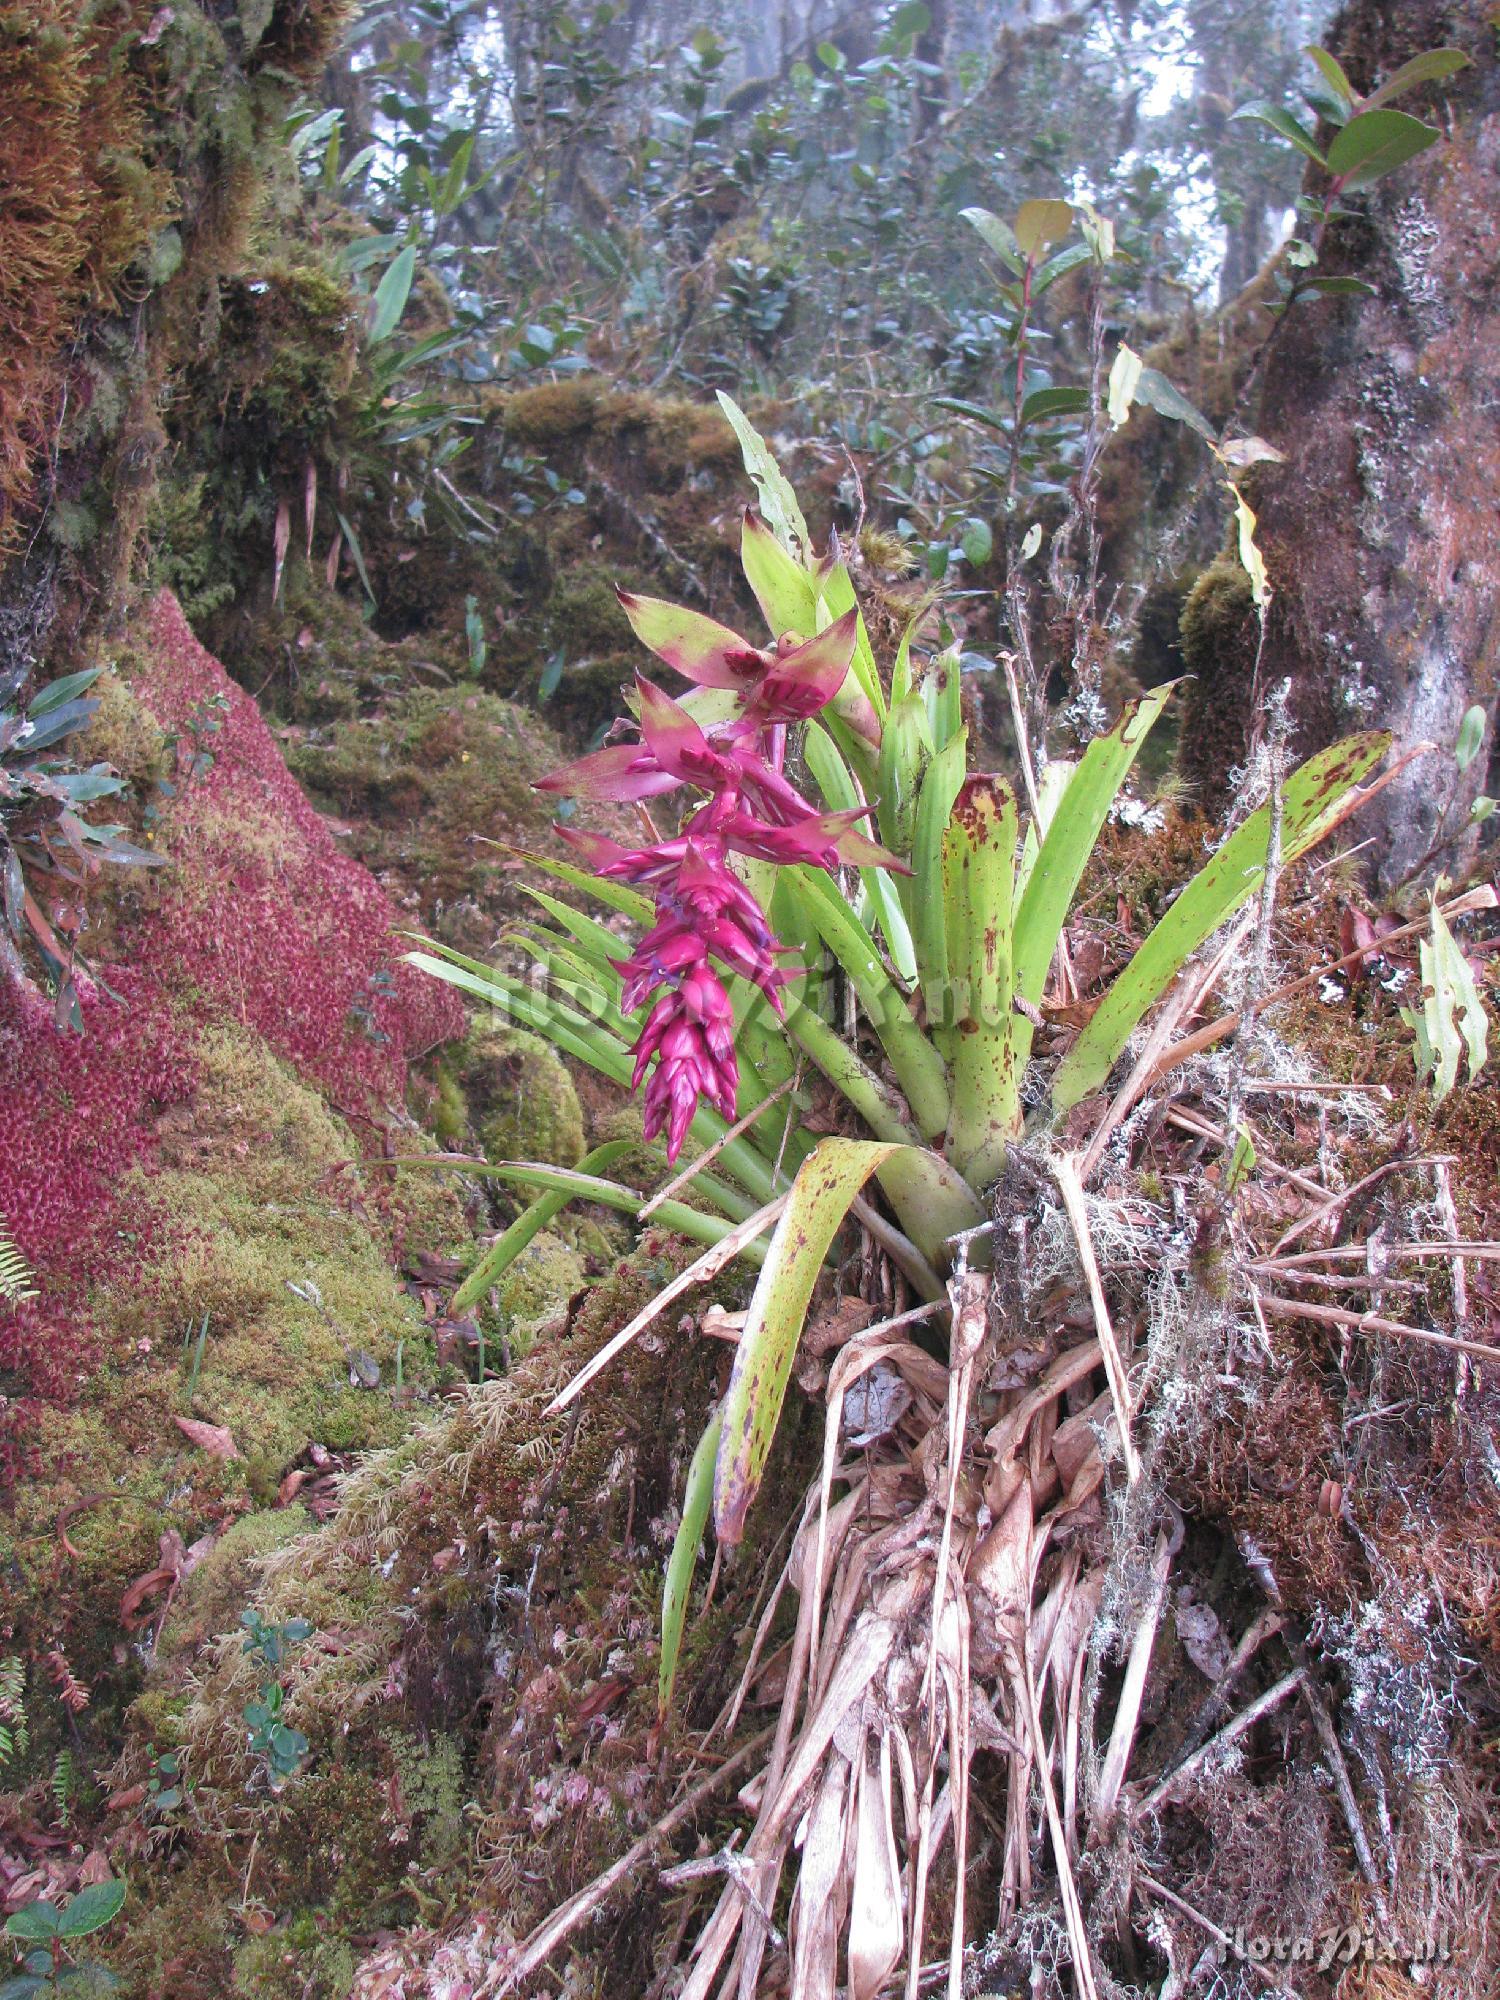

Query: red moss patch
[0,591,463,1464]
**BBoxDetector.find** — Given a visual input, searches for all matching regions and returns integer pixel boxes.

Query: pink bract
[536,589,899,1159]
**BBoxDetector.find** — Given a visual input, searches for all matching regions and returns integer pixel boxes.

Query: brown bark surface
[1254,0,1500,888]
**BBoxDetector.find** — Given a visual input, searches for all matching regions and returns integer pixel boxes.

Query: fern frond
[45,1645,90,1714]
[0,1655,28,1765]
[50,1747,75,1828]
[0,1216,36,1305]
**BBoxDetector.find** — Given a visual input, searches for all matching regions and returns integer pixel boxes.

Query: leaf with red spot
[616,589,767,690]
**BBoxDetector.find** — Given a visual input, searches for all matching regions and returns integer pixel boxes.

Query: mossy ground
[1,1020,464,1691]
[91,1228,774,1998]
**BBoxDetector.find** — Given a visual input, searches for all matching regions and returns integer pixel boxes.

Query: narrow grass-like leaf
[1051,732,1391,1110]
[923,646,963,753]
[408,947,780,1200]
[474,1163,770,1259]
[817,563,888,724]
[875,694,934,855]
[451,1141,636,1314]
[803,721,917,984]
[484,844,654,924]
[518,887,629,977]
[781,989,923,1148]
[660,1407,722,1715]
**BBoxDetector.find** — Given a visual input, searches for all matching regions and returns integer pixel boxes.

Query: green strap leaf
[473,1163,770,1260]
[873,1144,986,1269]
[1051,732,1392,1111]
[803,721,917,984]
[660,1407,722,1715]
[368,243,417,344]
[495,847,654,925]
[406,947,779,1202]
[781,990,923,1150]
[1012,685,1175,1007]
[715,1139,899,1543]
[874,694,935,854]
[741,507,818,638]
[784,867,950,1142]
[716,392,811,562]
[943,777,1023,1190]
[911,730,969,1028]
[816,562,888,724]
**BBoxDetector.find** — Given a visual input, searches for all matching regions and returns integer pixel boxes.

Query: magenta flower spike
[535,566,890,1160]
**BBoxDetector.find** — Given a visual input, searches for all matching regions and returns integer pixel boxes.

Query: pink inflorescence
[535,580,903,1159]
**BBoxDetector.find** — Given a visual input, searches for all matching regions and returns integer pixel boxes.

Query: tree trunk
[1253,0,1499,889]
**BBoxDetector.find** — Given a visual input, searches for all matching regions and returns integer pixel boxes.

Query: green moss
[232,1922,356,1998]
[461,1023,585,1169]
[77,660,170,789]
[1178,557,1258,808]
[2,1020,462,1690]
[423,1064,470,1148]
[494,1230,586,1355]
[145,473,240,624]
[160,1504,313,1658]
[287,684,559,916]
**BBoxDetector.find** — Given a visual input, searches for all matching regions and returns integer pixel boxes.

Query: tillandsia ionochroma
[533,589,905,1161]
[411,398,1393,1696]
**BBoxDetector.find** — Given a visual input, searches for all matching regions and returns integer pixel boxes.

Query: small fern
[0,1656,29,1766]
[45,1645,90,1715]
[0,1215,36,1305]
[50,1746,75,1828]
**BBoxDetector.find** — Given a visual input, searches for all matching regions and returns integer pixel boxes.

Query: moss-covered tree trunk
[1253,0,1499,888]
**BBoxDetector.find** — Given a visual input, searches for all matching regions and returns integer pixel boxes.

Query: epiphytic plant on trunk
[412,399,1395,1994]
